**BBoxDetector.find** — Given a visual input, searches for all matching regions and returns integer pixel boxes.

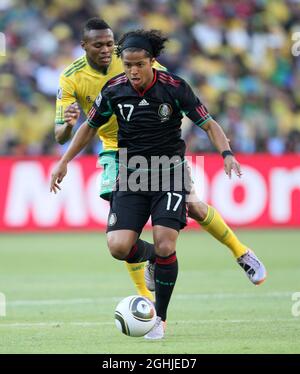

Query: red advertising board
[0,155,300,231]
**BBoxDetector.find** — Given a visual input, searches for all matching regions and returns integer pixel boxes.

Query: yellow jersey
[55,53,166,151]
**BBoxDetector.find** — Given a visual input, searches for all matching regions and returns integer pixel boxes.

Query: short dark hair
[116,29,168,58]
[82,18,112,39]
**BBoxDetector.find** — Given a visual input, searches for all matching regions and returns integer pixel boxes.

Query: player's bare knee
[107,236,130,260]
[155,239,176,257]
[187,201,207,221]
[110,247,128,260]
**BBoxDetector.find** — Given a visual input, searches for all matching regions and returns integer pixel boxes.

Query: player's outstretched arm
[55,103,81,144]
[50,121,97,193]
[201,118,242,179]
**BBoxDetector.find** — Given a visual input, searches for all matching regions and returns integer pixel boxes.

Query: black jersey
[87,69,212,160]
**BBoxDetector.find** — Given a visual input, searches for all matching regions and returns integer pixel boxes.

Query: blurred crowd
[1,0,300,156]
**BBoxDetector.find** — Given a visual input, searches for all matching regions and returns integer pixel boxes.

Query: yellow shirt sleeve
[55,75,76,125]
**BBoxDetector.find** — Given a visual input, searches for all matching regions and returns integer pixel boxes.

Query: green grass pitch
[0,230,299,353]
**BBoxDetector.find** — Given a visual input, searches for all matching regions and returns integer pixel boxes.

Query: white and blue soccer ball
[114,295,156,337]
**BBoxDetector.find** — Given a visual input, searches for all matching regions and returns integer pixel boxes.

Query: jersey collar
[131,68,157,97]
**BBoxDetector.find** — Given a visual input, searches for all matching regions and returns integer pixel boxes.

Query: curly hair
[116,29,168,58]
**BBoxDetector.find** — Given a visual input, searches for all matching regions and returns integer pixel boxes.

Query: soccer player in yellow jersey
[54,18,266,294]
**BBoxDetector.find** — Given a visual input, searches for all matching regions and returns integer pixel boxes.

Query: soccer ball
[114,295,156,337]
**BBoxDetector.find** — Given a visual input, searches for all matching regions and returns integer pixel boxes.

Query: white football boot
[237,250,267,285]
[144,261,155,292]
[144,317,166,340]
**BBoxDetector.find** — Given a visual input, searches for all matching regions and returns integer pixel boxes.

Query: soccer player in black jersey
[51,30,266,339]
[62,21,267,294]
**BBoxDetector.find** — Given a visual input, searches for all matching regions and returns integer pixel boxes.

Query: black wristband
[222,150,234,159]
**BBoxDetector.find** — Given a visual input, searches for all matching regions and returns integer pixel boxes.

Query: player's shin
[125,262,154,301]
[154,252,178,322]
[199,205,247,259]
[125,239,156,301]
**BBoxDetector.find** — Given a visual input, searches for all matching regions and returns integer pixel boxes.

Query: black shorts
[106,189,187,234]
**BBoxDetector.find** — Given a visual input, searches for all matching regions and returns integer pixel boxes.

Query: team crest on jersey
[86,95,92,103]
[158,103,172,122]
[95,93,102,107]
[57,87,62,100]
[108,213,117,226]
